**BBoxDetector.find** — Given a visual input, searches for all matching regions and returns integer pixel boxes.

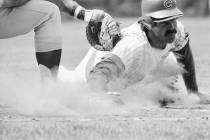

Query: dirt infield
[1,104,210,140]
[1,17,210,139]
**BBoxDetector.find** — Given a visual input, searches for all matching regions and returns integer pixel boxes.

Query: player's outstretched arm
[46,0,110,23]
[45,0,84,20]
[174,40,198,93]
[47,0,121,51]
[174,40,210,104]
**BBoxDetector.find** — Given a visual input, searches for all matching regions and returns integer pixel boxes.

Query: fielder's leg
[0,0,62,79]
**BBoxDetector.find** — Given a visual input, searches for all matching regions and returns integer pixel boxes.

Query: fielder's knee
[33,0,61,16]
[34,1,62,52]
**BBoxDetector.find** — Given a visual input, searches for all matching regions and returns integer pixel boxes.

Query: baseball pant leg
[0,0,63,78]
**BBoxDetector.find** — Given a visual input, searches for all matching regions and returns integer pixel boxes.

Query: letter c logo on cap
[164,0,176,9]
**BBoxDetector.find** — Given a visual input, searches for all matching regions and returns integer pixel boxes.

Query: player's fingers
[91,9,105,21]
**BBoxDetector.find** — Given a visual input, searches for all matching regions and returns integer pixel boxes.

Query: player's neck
[145,30,166,50]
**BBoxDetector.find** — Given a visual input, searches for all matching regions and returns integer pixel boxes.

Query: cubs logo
[164,0,176,9]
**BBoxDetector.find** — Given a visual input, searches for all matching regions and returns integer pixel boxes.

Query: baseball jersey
[85,20,189,90]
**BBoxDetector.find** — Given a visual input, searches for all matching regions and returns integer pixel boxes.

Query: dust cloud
[0,65,200,116]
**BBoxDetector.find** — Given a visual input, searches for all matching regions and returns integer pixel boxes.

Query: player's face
[152,19,177,44]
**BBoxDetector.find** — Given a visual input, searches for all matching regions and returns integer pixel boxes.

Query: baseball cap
[142,0,184,22]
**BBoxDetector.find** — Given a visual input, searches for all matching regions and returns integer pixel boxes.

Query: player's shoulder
[117,22,148,47]
[121,22,146,40]
[112,22,147,53]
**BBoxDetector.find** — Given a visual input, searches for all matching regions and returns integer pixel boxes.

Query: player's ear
[138,17,153,31]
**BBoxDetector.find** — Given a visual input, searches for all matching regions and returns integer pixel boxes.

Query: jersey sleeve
[47,0,84,19]
[172,21,198,93]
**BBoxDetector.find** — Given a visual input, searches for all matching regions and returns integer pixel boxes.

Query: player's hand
[89,9,105,22]
[107,92,124,105]
[84,9,106,22]
[196,92,210,104]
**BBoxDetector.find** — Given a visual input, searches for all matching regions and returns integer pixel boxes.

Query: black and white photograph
[0,0,210,139]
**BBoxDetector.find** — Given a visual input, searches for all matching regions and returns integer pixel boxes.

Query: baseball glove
[86,13,121,51]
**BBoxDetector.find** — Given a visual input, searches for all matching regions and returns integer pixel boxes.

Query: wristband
[74,6,84,18]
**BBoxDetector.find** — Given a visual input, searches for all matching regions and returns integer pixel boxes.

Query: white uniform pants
[0,0,62,52]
